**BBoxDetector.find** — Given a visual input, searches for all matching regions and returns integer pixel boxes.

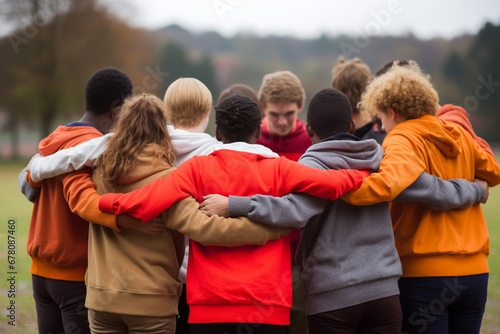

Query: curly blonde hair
[360,61,439,120]
[95,94,175,187]
[331,56,372,115]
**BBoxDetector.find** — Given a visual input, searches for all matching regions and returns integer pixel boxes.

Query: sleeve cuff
[99,193,117,213]
[474,182,485,204]
[228,196,252,217]
[26,171,43,188]
[29,158,42,183]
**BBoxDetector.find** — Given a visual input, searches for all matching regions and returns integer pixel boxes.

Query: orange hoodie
[342,115,500,277]
[27,124,115,281]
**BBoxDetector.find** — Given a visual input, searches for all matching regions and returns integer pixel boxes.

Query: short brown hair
[331,56,372,115]
[163,78,212,128]
[360,63,439,120]
[257,70,305,109]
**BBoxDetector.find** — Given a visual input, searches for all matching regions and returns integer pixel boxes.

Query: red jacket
[99,149,365,325]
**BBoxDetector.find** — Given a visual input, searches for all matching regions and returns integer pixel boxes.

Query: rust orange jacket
[342,115,500,277]
[27,124,115,281]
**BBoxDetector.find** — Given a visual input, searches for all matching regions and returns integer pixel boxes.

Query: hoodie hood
[118,144,173,185]
[437,104,494,156]
[168,125,279,164]
[214,142,279,158]
[38,125,102,156]
[168,125,221,166]
[389,115,461,158]
[300,136,383,172]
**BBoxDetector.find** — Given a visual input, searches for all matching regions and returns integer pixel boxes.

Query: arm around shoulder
[61,168,119,231]
[229,192,327,228]
[163,196,288,247]
[394,171,485,210]
[280,158,366,201]
[18,168,40,202]
[30,134,110,182]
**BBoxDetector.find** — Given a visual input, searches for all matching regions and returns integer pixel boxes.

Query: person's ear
[204,107,211,119]
[387,108,396,121]
[215,126,222,142]
[306,123,315,138]
[254,124,261,141]
[349,120,356,135]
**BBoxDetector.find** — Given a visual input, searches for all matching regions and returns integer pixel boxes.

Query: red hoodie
[27,124,109,281]
[437,104,494,156]
[99,149,365,325]
[257,118,312,161]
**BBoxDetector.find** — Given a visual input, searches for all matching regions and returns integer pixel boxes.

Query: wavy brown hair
[95,94,175,187]
[331,56,372,115]
[258,70,305,109]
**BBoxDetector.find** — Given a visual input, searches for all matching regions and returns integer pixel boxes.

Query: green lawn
[1,160,500,333]
[0,162,37,333]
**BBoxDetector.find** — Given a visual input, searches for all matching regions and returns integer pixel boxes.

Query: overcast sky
[0,0,498,39]
[100,0,500,39]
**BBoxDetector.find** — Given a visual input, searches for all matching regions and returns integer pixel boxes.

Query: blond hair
[360,62,439,120]
[331,56,372,115]
[257,70,305,109]
[163,78,213,128]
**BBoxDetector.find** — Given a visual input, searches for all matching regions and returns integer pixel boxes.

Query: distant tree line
[0,0,499,158]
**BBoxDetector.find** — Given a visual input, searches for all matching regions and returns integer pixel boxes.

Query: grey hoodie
[229,134,484,315]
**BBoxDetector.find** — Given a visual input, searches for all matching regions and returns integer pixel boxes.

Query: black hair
[215,95,262,143]
[85,67,133,115]
[217,84,259,105]
[307,88,352,140]
[374,59,410,77]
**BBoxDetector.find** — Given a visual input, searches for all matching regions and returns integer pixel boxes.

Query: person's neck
[79,111,111,134]
[353,112,372,129]
[175,121,208,134]
[175,112,210,133]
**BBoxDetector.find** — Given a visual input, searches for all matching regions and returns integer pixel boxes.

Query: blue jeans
[399,274,488,334]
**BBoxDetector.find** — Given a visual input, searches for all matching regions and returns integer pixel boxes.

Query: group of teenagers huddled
[19,56,500,334]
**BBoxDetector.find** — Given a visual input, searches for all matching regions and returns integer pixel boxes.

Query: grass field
[1,160,500,333]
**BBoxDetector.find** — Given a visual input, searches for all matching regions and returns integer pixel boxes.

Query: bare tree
[0,0,155,158]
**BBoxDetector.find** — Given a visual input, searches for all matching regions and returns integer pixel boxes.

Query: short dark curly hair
[307,88,353,140]
[215,95,262,143]
[85,67,133,115]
